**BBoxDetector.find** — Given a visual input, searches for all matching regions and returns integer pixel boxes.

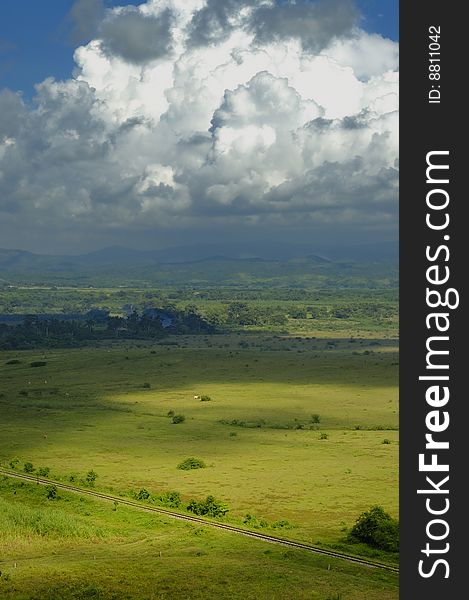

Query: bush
[349,505,399,552]
[187,495,229,517]
[143,382,151,389]
[46,485,58,500]
[177,457,206,470]
[319,432,328,440]
[172,414,185,424]
[9,458,19,469]
[272,519,292,529]
[311,414,321,424]
[382,438,392,445]
[23,462,35,473]
[200,395,212,402]
[136,488,150,500]
[85,470,98,486]
[167,410,175,417]
[158,491,181,508]
[6,359,21,365]
[243,514,269,528]
[30,361,47,368]
[37,467,50,477]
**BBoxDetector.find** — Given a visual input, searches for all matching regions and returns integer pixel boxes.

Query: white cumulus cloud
[0,0,398,251]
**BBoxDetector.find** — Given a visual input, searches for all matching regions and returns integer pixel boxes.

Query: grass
[0,495,105,542]
[0,333,398,549]
[0,477,398,600]
[0,313,399,598]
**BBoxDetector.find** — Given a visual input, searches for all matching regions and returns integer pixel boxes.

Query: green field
[0,284,399,598]
[0,476,398,600]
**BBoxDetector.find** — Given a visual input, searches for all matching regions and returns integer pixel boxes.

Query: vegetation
[172,414,186,424]
[0,308,213,350]
[177,457,206,470]
[0,477,398,599]
[187,495,229,517]
[46,484,58,500]
[0,272,399,598]
[85,470,98,486]
[349,506,399,552]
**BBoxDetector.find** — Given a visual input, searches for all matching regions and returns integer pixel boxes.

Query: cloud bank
[0,0,398,252]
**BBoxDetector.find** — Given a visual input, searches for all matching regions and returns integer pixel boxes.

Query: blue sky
[0,0,139,96]
[0,0,398,98]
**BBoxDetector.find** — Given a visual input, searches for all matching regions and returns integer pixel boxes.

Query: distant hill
[0,243,398,288]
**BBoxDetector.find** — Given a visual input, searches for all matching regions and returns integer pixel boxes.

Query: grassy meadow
[0,285,399,598]
[0,476,398,600]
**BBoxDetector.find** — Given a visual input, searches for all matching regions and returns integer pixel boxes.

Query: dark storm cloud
[187,0,358,51]
[249,0,359,52]
[187,0,256,47]
[99,8,175,64]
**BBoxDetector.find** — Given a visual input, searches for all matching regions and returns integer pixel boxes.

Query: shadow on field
[0,337,399,458]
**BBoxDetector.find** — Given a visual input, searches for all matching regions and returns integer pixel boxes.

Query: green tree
[349,505,399,552]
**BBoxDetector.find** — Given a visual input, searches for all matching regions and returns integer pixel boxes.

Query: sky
[0,0,398,255]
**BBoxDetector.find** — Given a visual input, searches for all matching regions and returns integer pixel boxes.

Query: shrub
[158,491,181,508]
[143,382,151,389]
[200,395,212,402]
[172,414,185,424]
[136,488,150,500]
[167,410,175,417]
[177,457,206,470]
[30,361,47,368]
[349,505,399,552]
[9,458,20,469]
[382,438,392,445]
[37,467,50,477]
[272,519,292,529]
[187,495,229,517]
[243,514,269,528]
[46,485,58,500]
[6,359,21,365]
[85,470,98,486]
[23,462,35,473]
[311,414,321,424]
[243,513,257,526]
[319,432,328,440]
